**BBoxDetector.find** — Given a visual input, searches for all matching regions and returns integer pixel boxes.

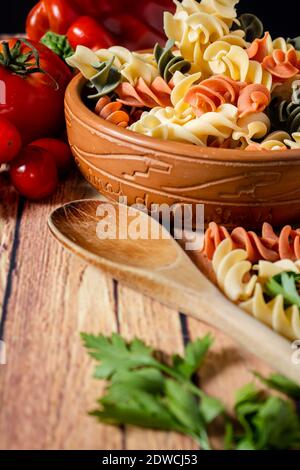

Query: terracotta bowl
[65,74,300,230]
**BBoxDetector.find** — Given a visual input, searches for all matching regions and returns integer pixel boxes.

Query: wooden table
[0,169,272,450]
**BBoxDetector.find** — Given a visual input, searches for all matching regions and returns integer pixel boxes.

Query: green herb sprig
[82,333,223,450]
[266,271,300,308]
[82,332,300,450]
[226,383,300,450]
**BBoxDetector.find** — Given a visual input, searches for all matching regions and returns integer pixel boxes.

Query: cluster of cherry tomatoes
[0,118,72,200]
[0,37,73,200]
[1,1,176,201]
[26,0,174,51]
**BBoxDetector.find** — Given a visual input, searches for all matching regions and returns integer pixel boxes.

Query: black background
[0,1,299,38]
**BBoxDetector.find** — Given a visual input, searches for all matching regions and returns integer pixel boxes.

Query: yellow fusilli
[285,132,300,149]
[212,242,300,340]
[67,46,158,85]
[233,112,271,143]
[131,103,241,147]
[203,42,272,89]
[164,0,246,73]
[212,239,257,302]
[240,284,300,341]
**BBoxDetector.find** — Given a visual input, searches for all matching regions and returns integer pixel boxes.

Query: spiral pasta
[68,1,300,151]
[212,239,257,302]
[211,237,300,340]
[203,42,272,89]
[202,221,300,263]
[199,0,239,26]
[184,75,245,115]
[170,71,202,107]
[246,33,297,64]
[183,103,240,143]
[268,94,300,134]
[256,259,300,280]
[245,131,289,150]
[163,0,245,73]
[164,7,229,46]
[67,45,158,87]
[184,77,270,118]
[116,77,173,108]
[130,112,205,146]
[86,58,122,99]
[263,49,300,81]
[232,13,264,43]
[95,96,130,128]
[154,40,191,82]
[285,132,300,148]
[246,32,273,63]
[130,103,240,146]
[164,12,228,66]
[233,112,270,142]
[66,45,101,79]
[95,46,158,85]
[237,84,270,117]
[288,36,300,51]
[240,283,300,341]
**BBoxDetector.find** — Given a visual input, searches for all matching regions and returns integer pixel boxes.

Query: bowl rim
[65,73,300,163]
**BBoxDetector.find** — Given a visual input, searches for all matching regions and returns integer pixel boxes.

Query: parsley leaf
[199,394,225,425]
[81,333,156,379]
[164,379,211,449]
[233,384,300,450]
[254,372,300,400]
[172,334,213,380]
[92,388,185,433]
[83,332,300,450]
[266,271,300,307]
[82,333,221,449]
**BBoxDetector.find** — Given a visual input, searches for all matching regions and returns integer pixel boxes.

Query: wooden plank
[0,170,277,450]
[0,170,19,326]
[0,174,123,450]
[118,285,198,450]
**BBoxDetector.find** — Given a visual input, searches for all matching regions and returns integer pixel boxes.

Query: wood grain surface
[0,170,273,450]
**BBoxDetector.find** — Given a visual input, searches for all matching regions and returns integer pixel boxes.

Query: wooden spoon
[48,199,300,385]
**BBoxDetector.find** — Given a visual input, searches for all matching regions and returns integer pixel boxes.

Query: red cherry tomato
[26,0,175,50]
[103,13,164,50]
[135,1,175,35]
[70,0,125,16]
[26,0,80,41]
[67,16,114,50]
[10,145,58,200]
[30,138,73,178]
[26,1,49,42]
[0,118,22,164]
[0,39,72,144]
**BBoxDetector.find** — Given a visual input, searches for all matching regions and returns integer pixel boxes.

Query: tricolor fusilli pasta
[67,0,300,151]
